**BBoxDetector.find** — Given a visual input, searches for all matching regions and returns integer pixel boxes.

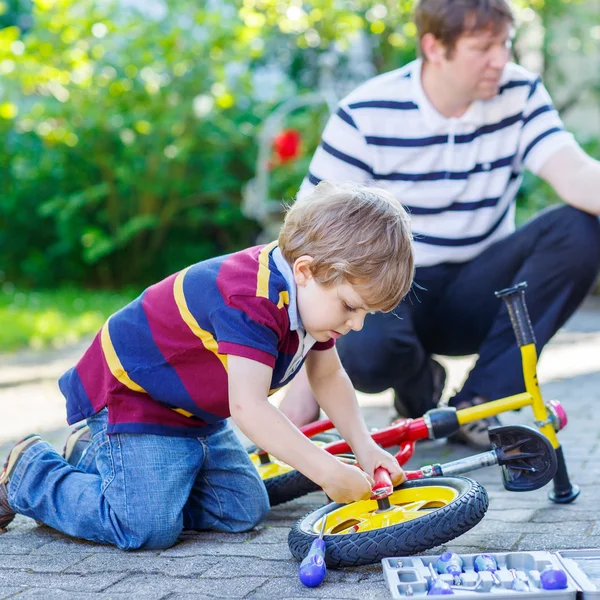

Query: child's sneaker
[0,434,42,532]
[62,424,91,467]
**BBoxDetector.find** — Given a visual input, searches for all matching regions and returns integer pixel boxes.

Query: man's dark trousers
[337,205,600,417]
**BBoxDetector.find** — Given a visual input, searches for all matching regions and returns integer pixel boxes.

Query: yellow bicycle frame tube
[454,343,560,450]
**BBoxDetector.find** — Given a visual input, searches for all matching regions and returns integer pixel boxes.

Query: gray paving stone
[0,571,126,592]
[105,574,267,597]
[197,556,302,579]
[244,576,391,599]
[0,589,28,600]
[0,553,90,572]
[468,519,590,536]
[63,553,219,577]
[159,539,292,560]
[16,591,169,600]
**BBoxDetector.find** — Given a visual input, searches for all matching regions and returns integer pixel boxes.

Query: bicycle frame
[294,282,579,504]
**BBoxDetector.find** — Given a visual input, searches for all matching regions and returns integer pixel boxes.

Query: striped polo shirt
[299,59,576,266]
[59,243,334,436]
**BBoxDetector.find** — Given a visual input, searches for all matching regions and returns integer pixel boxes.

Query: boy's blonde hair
[279,181,414,312]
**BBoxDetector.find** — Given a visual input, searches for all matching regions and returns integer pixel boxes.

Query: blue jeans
[7,410,270,549]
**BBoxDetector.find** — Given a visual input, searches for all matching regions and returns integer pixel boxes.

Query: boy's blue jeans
[7,410,270,549]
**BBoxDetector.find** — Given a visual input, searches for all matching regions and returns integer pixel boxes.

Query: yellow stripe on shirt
[256,241,278,299]
[101,319,147,393]
[277,290,289,308]
[173,267,228,370]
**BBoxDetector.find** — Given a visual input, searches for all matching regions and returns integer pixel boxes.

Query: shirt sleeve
[518,77,576,175]
[211,295,288,369]
[297,103,374,200]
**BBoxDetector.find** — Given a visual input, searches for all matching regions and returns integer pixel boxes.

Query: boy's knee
[225,482,270,533]
[121,517,183,550]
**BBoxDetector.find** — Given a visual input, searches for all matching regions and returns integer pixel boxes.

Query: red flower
[273,128,301,163]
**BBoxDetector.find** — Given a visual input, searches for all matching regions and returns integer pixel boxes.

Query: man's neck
[420,61,472,119]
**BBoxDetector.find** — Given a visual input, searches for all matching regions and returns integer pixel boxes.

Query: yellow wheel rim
[250,452,295,480]
[313,484,461,535]
[250,441,335,481]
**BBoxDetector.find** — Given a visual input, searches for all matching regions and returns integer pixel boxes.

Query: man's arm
[538,144,600,215]
[228,355,374,503]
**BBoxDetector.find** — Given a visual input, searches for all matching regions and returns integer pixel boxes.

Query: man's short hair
[415,0,514,58]
[279,181,414,313]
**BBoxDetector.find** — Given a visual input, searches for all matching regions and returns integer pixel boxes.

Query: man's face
[441,23,513,101]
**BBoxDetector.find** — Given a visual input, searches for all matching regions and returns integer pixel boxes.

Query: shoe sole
[62,424,91,463]
[0,434,42,486]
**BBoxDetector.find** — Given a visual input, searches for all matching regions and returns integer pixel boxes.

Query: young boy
[0,181,414,550]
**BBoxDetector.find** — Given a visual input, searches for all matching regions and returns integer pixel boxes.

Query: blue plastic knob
[473,554,498,573]
[436,553,464,577]
[540,567,568,590]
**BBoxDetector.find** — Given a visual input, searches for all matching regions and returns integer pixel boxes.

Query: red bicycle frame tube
[300,417,431,466]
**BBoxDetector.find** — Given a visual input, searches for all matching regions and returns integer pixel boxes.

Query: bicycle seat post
[495,282,579,504]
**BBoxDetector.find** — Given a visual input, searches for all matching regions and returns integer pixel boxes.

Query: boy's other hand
[321,462,374,504]
[355,442,406,488]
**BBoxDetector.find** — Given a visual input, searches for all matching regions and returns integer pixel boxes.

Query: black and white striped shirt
[298,59,575,266]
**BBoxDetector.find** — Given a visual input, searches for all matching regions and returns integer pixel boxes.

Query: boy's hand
[354,441,406,488]
[320,462,374,504]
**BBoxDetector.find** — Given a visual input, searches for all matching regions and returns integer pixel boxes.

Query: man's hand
[320,461,374,504]
[354,440,406,488]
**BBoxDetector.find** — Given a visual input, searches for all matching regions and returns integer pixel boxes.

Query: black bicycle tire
[265,470,322,506]
[288,476,488,568]
[249,432,346,506]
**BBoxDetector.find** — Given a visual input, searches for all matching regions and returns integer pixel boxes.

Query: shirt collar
[272,245,302,331]
[411,58,485,132]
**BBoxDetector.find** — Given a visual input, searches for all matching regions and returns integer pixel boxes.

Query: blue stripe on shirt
[375,154,515,182]
[337,107,358,129]
[321,140,373,175]
[348,100,419,110]
[405,172,520,215]
[522,127,563,162]
[366,112,523,148]
[108,296,220,423]
[405,195,502,215]
[523,105,552,126]
[528,77,541,99]
[414,201,512,247]
[499,80,531,94]
[308,171,321,186]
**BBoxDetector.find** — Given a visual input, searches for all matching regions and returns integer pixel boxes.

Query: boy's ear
[293,256,314,286]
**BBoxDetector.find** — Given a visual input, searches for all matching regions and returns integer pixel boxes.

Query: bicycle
[249,282,579,507]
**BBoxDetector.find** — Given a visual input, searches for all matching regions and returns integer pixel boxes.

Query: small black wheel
[248,432,348,506]
[288,476,488,568]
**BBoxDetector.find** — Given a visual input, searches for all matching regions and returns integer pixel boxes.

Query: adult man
[279,0,600,448]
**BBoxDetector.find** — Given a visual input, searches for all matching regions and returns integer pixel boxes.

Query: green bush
[0,0,597,290]
[0,285,137,351]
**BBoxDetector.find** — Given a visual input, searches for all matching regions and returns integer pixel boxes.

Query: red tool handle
[371,467,394,499]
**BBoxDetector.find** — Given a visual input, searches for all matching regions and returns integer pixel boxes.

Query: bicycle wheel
[248,433,348,506]
[288,476,488,568]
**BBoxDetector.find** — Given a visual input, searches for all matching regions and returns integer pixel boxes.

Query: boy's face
[294,257,373,343]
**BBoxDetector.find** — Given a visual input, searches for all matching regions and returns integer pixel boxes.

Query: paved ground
[1,298,599,599]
